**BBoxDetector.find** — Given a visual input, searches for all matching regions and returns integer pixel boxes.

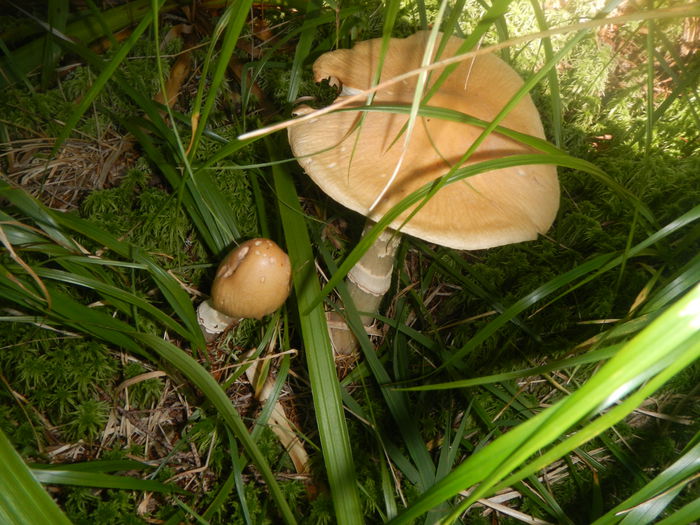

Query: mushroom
[197,238,292,341]
[288,31,559,353]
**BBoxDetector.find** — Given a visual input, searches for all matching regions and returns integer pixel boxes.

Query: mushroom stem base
[196,299,240,342]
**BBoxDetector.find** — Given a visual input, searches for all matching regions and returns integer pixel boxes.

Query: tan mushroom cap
[289,31,559,250]
[211,238,292,319]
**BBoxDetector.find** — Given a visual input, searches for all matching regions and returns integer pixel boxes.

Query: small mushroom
[197,238,292,341]
[288,32,559,354]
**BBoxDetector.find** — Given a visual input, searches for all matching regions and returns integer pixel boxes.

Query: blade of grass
[399,344,622,391]
[42,0,69,88]
[0,428,72,525]
[313,239,437,492]
[592,440,700,524]
[389,284,700,523]
[529,0,562,147]
[187,0,253,160]
[53,0,163,156]
[268,137,363,525]
[655,497,700,525]
[31,469,185,493]
[286,0,322,103]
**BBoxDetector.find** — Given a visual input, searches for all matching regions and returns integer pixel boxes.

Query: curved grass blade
[529,0,562,147]
[0,428,72,525]
[31,469,185,494]
[399,344,622,391]
[187,0,253,160]
[53,1,162,155]
[31,460,151,472]
[591,440,700,524]
[317,244,436,492]
[286,0,321,103]
[268,138,363,525]
[389,284,700,524]
[655,497,700,525]
[26,267,193,342]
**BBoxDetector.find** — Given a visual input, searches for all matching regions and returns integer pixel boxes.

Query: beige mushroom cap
[211,238,292,319]
[289,31,559,250]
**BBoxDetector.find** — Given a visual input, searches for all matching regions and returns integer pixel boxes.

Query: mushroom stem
[196,299,240,342]
[330,223,401,355]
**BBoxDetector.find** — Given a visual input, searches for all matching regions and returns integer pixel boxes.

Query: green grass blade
[529,0,562,146]
[53,1,161,155]
[400,344,621,391]
[27,266,193,342]
[268,138,363,525]
[127,333,298,524]
[31,469,185,493]
[655,498,700,525]
[0,0,155,89]
[187,0,254,160]
[31,460,150,472]
[42,0,69,88]
[286,0,321,103]
[0,428,72,525]
[389,283,700,523]
[591,440,700,524]
[322,251,436,492]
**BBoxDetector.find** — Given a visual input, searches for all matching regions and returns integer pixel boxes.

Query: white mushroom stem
[196,299,240,342]
[330,223,401,355]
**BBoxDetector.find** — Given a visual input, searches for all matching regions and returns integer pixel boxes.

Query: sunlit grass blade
[655,497,700,525]
[400,345,621,391]
[642,253,700,314]
[389,283,700,524]
[591,440,700,524]
[0,428,72,525]
[425,0,515,103]
[268,138,363,525]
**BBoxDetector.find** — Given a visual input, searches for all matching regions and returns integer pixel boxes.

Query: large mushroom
[197,238,292,341]
[288,31,559,353]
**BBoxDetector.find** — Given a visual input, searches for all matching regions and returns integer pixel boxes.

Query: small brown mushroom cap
[210,238,292,319]
[289,31,559,250]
